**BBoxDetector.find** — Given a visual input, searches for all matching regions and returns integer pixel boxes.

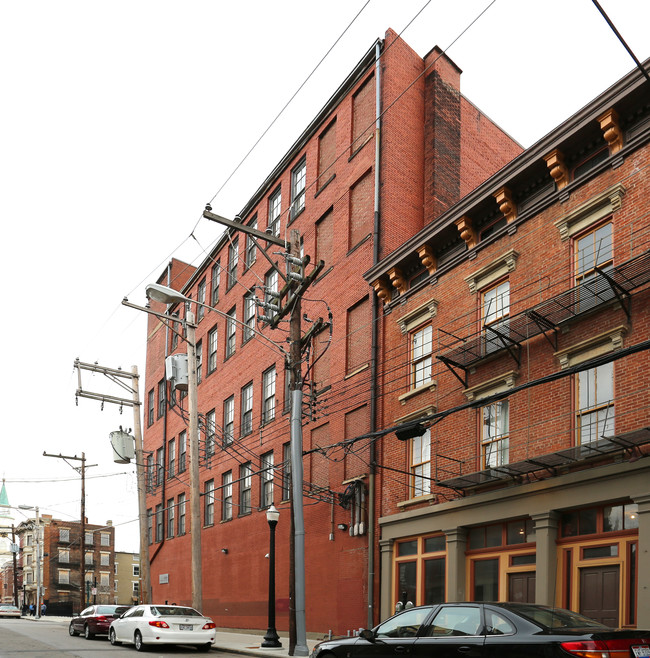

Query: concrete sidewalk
[22,616,323,656]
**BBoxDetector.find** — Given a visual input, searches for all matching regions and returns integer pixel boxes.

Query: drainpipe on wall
[368,40,382,630]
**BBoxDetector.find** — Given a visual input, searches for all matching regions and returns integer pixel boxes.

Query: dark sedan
[310,603,650,658]
[69,604,131,639]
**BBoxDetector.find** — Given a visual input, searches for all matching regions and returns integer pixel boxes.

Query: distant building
[16,515,116,615]
[114,551,140,605]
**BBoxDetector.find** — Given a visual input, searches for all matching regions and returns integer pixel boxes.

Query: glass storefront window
[397,561,417,606]
[424,558,445,604]
[578,508,597,535]
[507,519,534,544]
[583,545,618,559]
[511,554,536,566]
[397,540,418,557]
[624,504,639,530]
[486,525,502,547]
[424,536,445,553]
[474,558,499,601]
[603,505,623,532]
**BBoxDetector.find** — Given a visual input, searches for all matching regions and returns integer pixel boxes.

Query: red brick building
[366,60,650,627]
[140,29,520,634]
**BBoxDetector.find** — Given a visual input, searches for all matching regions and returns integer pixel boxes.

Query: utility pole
[44,451,94,610]
[11,525,18,608]
[74,359,151,604]
[203,209,322,656]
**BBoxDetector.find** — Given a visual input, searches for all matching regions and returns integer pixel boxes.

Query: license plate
[179,624,193,631]
[632,646,650,657]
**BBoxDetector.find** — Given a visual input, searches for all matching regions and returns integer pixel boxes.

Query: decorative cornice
[397,300,438,335]
[455,216,477,249]
[544,149,570,190]
[554,183,626,241]
[494,186,517,224]
[388,267,407,295]
[598,108,624,154]
[555,325,628,369]
[464,370,519,402]
[417,244,437,275]
[372,278,392,304]
[464,249,519,294]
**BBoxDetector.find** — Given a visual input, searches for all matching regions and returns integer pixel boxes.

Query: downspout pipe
[368,39,382,630]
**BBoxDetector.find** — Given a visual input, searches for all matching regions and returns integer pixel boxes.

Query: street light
[18,505,41,619]
[262,504,281,648]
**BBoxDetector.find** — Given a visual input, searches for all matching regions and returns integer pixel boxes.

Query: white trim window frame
[227,238,238,289]
[222,471,233,521]
[243,293,256,343]
[241,382,253,436]
[262,366,276,424]
[410,429,431,498]
[211,261,221,305]
[245,217,257,268]
[290,157,306,220]
[261,451,274,508]
[577,362,614,444]
[268,187,282,237]
[574,221,614,312]
[482,279,510,356]
[411,324,433,389]
[226,307,237,358]
[205,409,216,457]
[204,479,215,526]
[223,395,234,446]
[207,325,218,374]
[240,462,252,516]
[196,278,206,322]
[481,400,509,468]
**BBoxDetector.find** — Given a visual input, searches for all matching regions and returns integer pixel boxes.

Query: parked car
[310,603,650,658]
[109,604,216,652]
[0,605,22,618]
[69,604,132,639]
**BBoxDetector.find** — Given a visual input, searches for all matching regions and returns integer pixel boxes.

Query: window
[58,549,69,563]
[291,157,306,219]
[58,569,70,585]
[147,389,154,426]
[351,74,374,154]
[155,504,163,542]
[178,430,187,473]
[157,380,165,418]
[100,572,110,588]
[316,209,333,271]
[102,532,111,546]
[196,278,206,321]
[204,480,215,526]
[243,293,256,343]
[195,340,203,384]
[205,409,216,458]
[167,498,175,538]
[375,607,428,638]
[474,559,499,601]
[411,325,432,389]
[481,400,509,468]
[146,454,154,492]
[85,532,93,545]
[482,280,510,355]
[282,442,292,501]
[168,438,175,478]
[223,396,234,446]
[85,551,93,565]
[222,471,233,521]
[318,119,336,190]
[262,366,276,424]
[241,383,253,436]
[240,462,252,516]
[207,325,218,373]
[147,510,153,544]
[59,528,70,542]
[133,564,140,577]
[577,363,614,444]
[177,493,186,535]
[428,606,482,636]
[410,429,431,498]
[575,221,614,312]
[245,216,257,268]
[268,188,281,237]
[100,552,110,566]
[261,451,274,508]
[264,269,279,308]
[228,238,238,289]
[156,447,164,486]
[211,261,221,305]
[346,298,370,374]
[226,307,237,358]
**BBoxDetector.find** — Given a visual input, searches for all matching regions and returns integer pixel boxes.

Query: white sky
[1,0,648,553]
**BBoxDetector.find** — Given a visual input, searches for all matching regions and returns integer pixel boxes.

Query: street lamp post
[262,504,281,648]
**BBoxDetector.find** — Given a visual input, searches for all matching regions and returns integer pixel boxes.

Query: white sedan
[109,604,216,652]
[0,605,22,618]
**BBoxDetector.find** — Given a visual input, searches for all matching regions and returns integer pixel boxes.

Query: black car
[310,603,650,658]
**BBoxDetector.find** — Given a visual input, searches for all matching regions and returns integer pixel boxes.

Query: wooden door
[580,565,619,626]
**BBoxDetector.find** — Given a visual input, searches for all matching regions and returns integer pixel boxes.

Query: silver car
[0,605,21,618]
[109,604,216,652]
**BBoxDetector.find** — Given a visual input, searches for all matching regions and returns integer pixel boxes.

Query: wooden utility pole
[74,359,151,604]
[43,451,93,609]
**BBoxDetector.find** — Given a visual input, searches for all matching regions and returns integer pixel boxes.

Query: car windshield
[0,606,18,610]
[505,605,609,630]
[96,605,121,614]
[151,606,203,617]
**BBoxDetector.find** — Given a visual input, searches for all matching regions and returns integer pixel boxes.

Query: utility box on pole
[110,430,136,464]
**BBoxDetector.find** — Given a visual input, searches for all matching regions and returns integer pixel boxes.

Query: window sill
[396,493,437,510]
[398,382,437,405]
[345,363,369,379]
[314,174,336,197]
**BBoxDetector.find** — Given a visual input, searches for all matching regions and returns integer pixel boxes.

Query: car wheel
[68,622,78,636]
[197,643,212,652]
[134,630,146,652]
[84,625,95,640]
[109,628,121,646]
